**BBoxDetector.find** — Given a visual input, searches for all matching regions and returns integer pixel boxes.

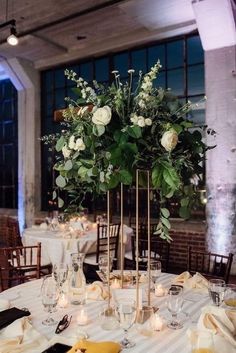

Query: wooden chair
[187,246,233,283]
[84,223,120,281]
[6,217,23,247]
[0,243,42,292]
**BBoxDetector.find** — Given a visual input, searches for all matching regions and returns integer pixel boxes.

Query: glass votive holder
[149,313,164,331]
[99,305,119,330]
[155,283,168,297]
[76,306,89,326]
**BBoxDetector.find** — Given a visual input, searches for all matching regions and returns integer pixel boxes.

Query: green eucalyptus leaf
[179,206,191,219]
[152,166,163,188]
[127,125,142,138]
[55,136,65,152]
[93,124,105,136]
[58,197,64,208]
[64,160,73,171]
[161,216,171,229]
[56,175,66,188]
[160,208,170,218]
[52,191,57,200]
[119,170,133,185]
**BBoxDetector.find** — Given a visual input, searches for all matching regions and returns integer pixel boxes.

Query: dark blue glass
[54,69,65,88]
[2,101,13,121]
[95,57,109,82]
[113,52,129,77]
[187,36,204,65]
[45,93,53,116]
[55,88,66,109]
[167,69,184,96]
[148,45,165,69]
[44,71,54,92]
[80,62,93,82]
[131,49,146,72]
[4,121,14,140]
[188,95,205,124]
[188,64,204,95]
[167,40,184,69]
[154,71,166,89]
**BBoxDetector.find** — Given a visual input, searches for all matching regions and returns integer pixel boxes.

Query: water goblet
[53,263,69,295]
[41,276,59,326]
[167,286,184,329]
[223,284,236,308]
[98,255,113,283]
[149,260,162,291]
[208,279,225,306]
[116,299,136,349]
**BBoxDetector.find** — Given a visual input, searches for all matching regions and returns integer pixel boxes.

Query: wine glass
[98,255,113,283]
[116,299,136,349]
[41,276,59,326]
[167,286,184,329]
[149,260,162,291]
[191,330,215,353]
[53,263,69,294]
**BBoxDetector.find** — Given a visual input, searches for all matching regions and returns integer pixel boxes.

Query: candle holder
[76,306,89,326]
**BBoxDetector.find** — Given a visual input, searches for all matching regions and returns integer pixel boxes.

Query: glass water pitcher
[69,252,86,305]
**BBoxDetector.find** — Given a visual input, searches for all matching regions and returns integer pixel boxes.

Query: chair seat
[124,251,133,261]
[84,253,98,266]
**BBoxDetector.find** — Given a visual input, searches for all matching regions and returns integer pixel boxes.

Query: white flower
[138,100,146,108]
[68,135,75,149]
[74,138,85,151]
[92,106,111,126]
[145,118,152,126]
[130,113,139,125]
[161,130,178,152]
[137,116,145,127]
[100,171,105,183]
[62,145,71,158]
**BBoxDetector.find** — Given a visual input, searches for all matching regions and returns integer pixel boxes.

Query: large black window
[0,79,18,208]
[41,33,204,211]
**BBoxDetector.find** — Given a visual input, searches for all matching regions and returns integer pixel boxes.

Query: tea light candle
[92,222,97,229]
[150,314,164,331]
[155,284,166,297]
[58,293,68,308]
[111,278,121,289]
[77,308,88,326]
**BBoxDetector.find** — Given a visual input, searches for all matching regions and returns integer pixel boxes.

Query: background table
[22,225,133,265]
[0,273,210,353]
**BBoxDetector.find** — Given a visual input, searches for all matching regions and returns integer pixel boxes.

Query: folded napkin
[187,305,236,353]
[0,299,10,312]
[86,281,109,301]
[0,307,30,330]
[0,316,48,353]
[173,271,208,292]
[68,339,121,353]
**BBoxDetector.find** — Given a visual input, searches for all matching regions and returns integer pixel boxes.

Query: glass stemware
[41,276,59,326]
[53,263,69,295]
[208,279,225,306]
[167,286,184,329]
[149,260,162,291]
[116,299,136,349]
[98,255,113,283]
[191,330,215,353]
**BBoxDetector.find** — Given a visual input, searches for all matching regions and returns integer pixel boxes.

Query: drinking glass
[223,284,236,308]
[167,286,184,329]
[41,276,59,325]
[99,305,119,330]
[208,279,225,306]
[136,305,154,336]
[53,263,69,294]
[191,330,215,353]
[98,255,113,283]
[116,299,136,349]
[149,260,162,291]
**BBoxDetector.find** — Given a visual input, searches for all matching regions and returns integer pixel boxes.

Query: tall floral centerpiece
[43,61,215,241]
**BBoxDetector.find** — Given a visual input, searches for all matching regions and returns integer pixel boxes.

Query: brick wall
[168,229,206,272]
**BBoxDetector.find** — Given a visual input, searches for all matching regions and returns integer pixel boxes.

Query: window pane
[113,52,129,77]
[54,69,65,88]
[187,36,204,65]
[188,95,205,124]
[80,62,93,82]
[148,45,165,69]
[167,69,184,96]
[167,40,183,69]
[95,57,109,82]
[153,71,166,89]
[44,71,53,92]
[55,88,66,109]
[131,49,146,72]
[188,64,204,95]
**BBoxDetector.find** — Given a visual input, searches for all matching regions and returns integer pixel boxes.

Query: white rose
[137,116,145,127]
[145,118,152,126]
[68,135,75,149]
[74,138,85,151]
[62,145,71,158]
[92,106,111,126]
[130,113,139,125]
[161,130,178,152]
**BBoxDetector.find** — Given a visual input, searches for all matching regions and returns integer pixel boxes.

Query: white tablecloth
[0,273,211,353]
[22,225,133,265]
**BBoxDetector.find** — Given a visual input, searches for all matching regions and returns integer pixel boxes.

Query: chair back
[0,243,42,292]
[187,246,233,283]
[96,224,120,264]
[7,217,23,247]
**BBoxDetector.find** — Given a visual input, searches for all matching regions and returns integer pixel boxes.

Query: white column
[0,58,41,231]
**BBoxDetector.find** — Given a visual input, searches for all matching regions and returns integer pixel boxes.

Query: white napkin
[39,222,48,230]
[173,271,208,292]
[0,299,10,312]
[86,281,109,301]
[0,317,48,353]
[187,305,236,353]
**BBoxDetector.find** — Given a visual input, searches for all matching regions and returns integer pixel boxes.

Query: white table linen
[0,273,212,353]
[22,224,133,265]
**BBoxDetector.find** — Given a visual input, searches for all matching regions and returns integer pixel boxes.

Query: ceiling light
[7,26,18,46]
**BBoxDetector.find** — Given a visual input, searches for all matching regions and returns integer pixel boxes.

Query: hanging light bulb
[7,26,18,46]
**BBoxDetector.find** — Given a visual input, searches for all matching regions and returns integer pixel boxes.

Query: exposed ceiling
[0,0,197,71]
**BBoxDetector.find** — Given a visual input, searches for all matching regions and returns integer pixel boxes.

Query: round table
[0,273,211,353]
[22,224,133,265]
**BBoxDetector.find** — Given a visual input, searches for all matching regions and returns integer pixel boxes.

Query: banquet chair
[84,223,120,281]
[187,246,233,283]
[0,243,42,292]
[6,217,23,247]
